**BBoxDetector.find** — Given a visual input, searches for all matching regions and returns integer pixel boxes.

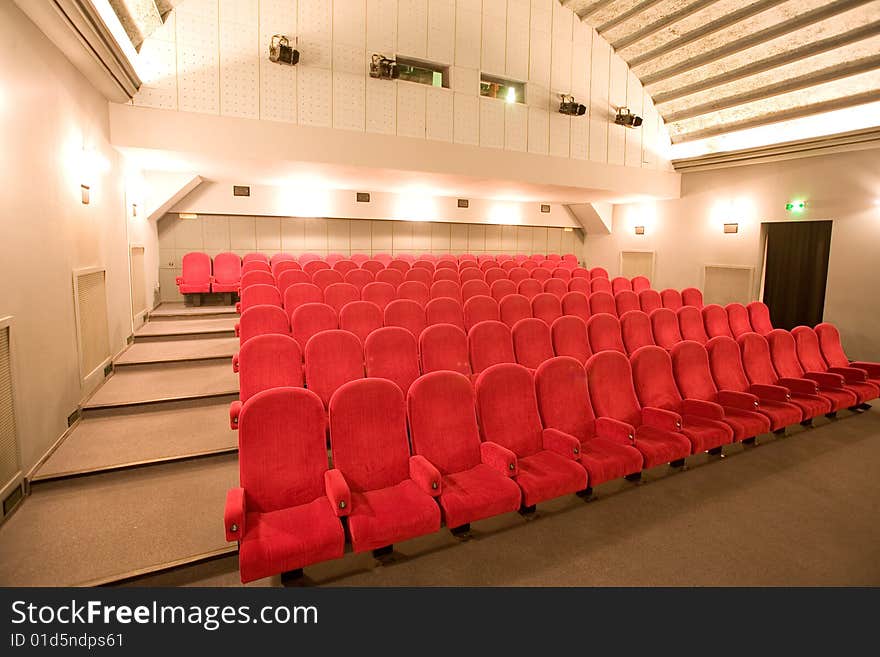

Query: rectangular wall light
[356,192,371,203]
[457,199,469,208]
[233,185,250,197]
[540,204,551,213]
[634,225,645,235]
[179,213,198,220]
[723,223,739,234]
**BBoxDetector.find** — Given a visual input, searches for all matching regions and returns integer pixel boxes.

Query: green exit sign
[785,200,806,213]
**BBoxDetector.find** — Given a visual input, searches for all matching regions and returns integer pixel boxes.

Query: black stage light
[369,54,399,80]
[269,35,299,65]
[614,107,643,128]
[559,94,586,116]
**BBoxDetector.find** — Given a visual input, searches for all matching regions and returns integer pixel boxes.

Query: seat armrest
[224,488,245,542]
[681,398,724,420]
[717,390,760,411]
[480,441,518,477]
[827,366,867,383]
[234,322,240,337]
[777,378,820,395]
[749,383,791,403]
[850,362,880,378]
[803,371,845,388]
[232,352,240,373]
[541,428,581,460]
[229,401,242,429]
[175,276,183,285]
[324,469,351,517]
[595,417,635,445]
[409,455,442,497]
[235,302,242,313]
[641,407,682,432]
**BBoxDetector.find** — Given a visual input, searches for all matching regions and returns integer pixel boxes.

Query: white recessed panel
[350,219,372,250]
[570,39,590,100]
[527,83,550,112]
[393,222,414,251]
[453,92,479,145]
[427,0,455,65]
[501,224,516,251]
[298,0,332,41]
[261,59,297,122]
[528,28,551,87]
[549,112,570,158]
[527,107,549,155]
[431,223,451,250]
[531,226,548,255]
[625,71,643,168]
[468,224,486,252]
[505,0,529,81]
[550,33,572,95]
[551,0,571,41]
[426,87,454,142]
[546,227,562,255]
[334,72,366,131]
[480,97,505,149]
[481,0,506,76]
[397,0,428,59]
[229,216,257,250]
[570,113,588,160]
[397,83,427,138]
[504,102,528,152]
[255,218,282,250]
[454,3,481,69]
[529,0,551,32]
[281,218,306,251]
[220,14,259,119]
[371,220,393,250]
[452,66,480,96]
[334,0,366,48]
[589,32,609,163]
[298,66,333,127]
[412,222,431,250]
[608,54,628,166]
[334,43,366,75]
[327,219,351,252]
[450,223,468,251]
[485,224,502,251]
[366,78,397,134]
[366,0,397,53]
[515,225,531,252]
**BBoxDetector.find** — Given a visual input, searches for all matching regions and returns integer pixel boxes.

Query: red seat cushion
[787,393,831,419]
[843,381,879,404]
[632,425,691,469]
[239,496,344,583]
[679,415,733,453]
[756,399,804,431]
[438,464,522,528]
[579,437,643,487]
[179,282,211,293]
[347,480,441,553]
[719,406,771,441]
[515,450,588,508]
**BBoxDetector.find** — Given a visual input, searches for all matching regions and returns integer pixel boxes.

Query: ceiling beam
[671,89,880,143]
[651,21,880,103]
[595,0,667,34]
[571,0,616,20]
[607,0,720,49]
[639,0,875,84]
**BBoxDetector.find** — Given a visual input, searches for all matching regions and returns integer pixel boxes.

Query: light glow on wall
[393,188,438,221]
[710,197,756,232]
[488,202,522,225]
[279,177,333,217]
[624,203,657,236]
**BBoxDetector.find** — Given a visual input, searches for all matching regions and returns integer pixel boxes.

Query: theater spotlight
[269,35,299,65]
[614,107,643,128]
[370,54,399,80]
[558,95,586,116]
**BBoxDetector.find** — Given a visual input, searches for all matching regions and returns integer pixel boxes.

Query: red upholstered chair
[237,284,281,314]
[650,308,683,350]
[468,320,516,375]
[588,291,616,317]
[283,283,322,316]
[384,299,426,340]
[660,288,683,311]
[586,313,625,355]
[464,295,500,332]
[344,268,374,291]
[388,258,411,274]
[568,277,590,295]
[272,260,302,278]
[212,252,241,293]
[230,334,303,428]
[707,336,803,430]
[407,372,521,531]
[177,252,212,294]
[326,253,345,267]
[531,292,562,327]
[459,260,479,272]
[459,268,483,285]
[639,288,662,314]
[365,327,419,395]
[512,255,528,264]
[562,253,578,264]
[589,267,609,279]
[242,260,271,275]
[431,280,462,302]
[329,379,440,553]
[815,322,880,389]
[630,346,733,454]
[766,329,857,412]
[500,260,517,271]
[535,356,642,493]
[631,276,650,293]
[397,281,430,307]
[476,363,587,509]
[590,277,612,294]
[418,254,438,264]
[539,260,556,270]
[303,260,330,276]
[420,323,471,377]
[615,290,640,316]
[362,260,386,276]
[747,301,773,335]
[551,268,571,281]
[512,318,554,369]
[484,268,507,287]
[333,260,358,276]
[517,278,542,300]
[490,279,516,302]
[499,294,532,328]
[290,303,337,350]
[461,279,491,302]
[339,301,383,345]
[670,341,771,442]
[677,306,709,345]
[561,291,590,322]
[585,351,692,471]
[433,269,460,285]
[571,267,589,279]
[611,277,632,294]
[324,283,360,314]
[426,297,466,331]
[312,269,344,291]
[531,268,551,283]
[375,268,404,288]
[270,252,295,268]
[791,326,878,405]
[277,269,311,295]
[726,303,753,338]
[398,254,416,264]
[681,287,704,308]
[297,252,321,265]
[702,304,733,339]
[522,260,538,271]
[620,310,654,355]
[508,267,529,285]
[738,332,831,421]
[405,267,433,287]
[372,252,392,266]
[437,259,457,271]
[241,270,275,291]
[236,304,289,345]
[361,281,396,310]
[551,316,590,364]
[225,387,346,583]
[543,278,568,299]
[305,330,364,410]
[351,254,371,267]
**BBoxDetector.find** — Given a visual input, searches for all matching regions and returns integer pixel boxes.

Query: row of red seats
[226,324,878,582]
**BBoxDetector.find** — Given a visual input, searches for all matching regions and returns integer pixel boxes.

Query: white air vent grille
[0,324,20,492]
[130,246,146,317]
[74,269,111,380]
[704,265,755,306]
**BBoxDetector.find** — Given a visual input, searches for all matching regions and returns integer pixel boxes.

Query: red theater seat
[177,252,212,294]
[571,267,589,279]
[344,268,374,291]
[433,269,460,284]
[590,277,612,294]
[420,323,471,377]
[388,259,411,273]
[212,252,241,293]
[792,326,878,404]
[677,306,708,345]
[407,372,521,529]
[291,303,337,351]
[384,299,426,340]
[517,278,542,300]
[747,301,773,335]
[230,334,303,428]
[508,267,529,285]
[476,364,587,507]
[469,321,516,375]
[589,267,609,280]
[459,268,484,284]
[426,297,466,331]
[237,284,281,314]
[329,379,441,553]
[226,387,346,583]
[589,291,616,316]
[615,290,640,316]
[461,279,491,302]
[726,303,753,338]
[339,301,383,345]
[499,294,532,328]
[431,280,462,302]
[586,313,625,354]
[585,351,692,469]
[464,295,500,332]
[568,277,590,295]
[397,281,430,307]
[490,279,516,301]
[333,260,358,276]
[650,308,683,350]
[620,310,654,355]
[681,287,703,308]
[362,260,386,276]
[283,283,322,316]
[543,278,568,299]
[303,260,330,276]
[305,330,365,410]
[815,322,880,388]
[351,254,371,267]
[374,253,393,266]
[639,288,663,314]
[361,281,396,310]
[375,268,404,288]
[236,304,289,345]
[324,283,360,315]
[242,260,270,276]
[631,276,651,293]
[661,288,683,311]
[365,327,420,395]
[277,269,311,295]
[611,277,632,294]
[297,253,321,265]
[270,253,295,268]
[551,268,571,281]
[405,267,433,287]
[551,316,590,364]
[312,269,344,291]
[272,261,302,279]
[561,291,590,322]
[241,270,275,290]
[702,304,733,339]
[512,318,554,369]
[484,268,507,286]
[531,293,562,327]
[531,268,551,283]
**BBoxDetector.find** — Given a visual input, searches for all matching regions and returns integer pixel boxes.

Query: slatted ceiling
[703,265,754,306]
[76,271,112,379]
[0,326,19,488]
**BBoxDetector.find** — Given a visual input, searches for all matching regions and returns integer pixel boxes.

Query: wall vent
[73,269,111,383]
[0,319,23,523]
[704,264,755,306]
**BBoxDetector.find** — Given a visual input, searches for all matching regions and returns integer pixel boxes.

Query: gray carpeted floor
[134,318,237,338]
[150,303,237,319]
[115,337,238,365]
[124,407,880,587]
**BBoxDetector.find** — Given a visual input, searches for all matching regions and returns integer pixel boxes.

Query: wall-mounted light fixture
[179,213,198,220]
[634,225,645,235]
[370,54,399,80]
[540,204,551,213]
[457,199,469,208]
[614,107,643,128]
[723,223,739,234]
[559,95,586,116]
[269,35,299,65]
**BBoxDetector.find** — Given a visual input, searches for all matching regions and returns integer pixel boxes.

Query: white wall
[590,148,880,360]
[0,3,132,472]
[132,0,671,171]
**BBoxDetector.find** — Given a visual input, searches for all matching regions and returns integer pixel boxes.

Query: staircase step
[149,302,238,320]
[115,337,238,366]
[134,318,237,342]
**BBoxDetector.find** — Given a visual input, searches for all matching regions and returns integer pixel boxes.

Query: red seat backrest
[239,284,281,312]
[706,335,751,393]
[661,288,683,310]
[463,295,500,332]
[344,268,375,290]
[213,252,241,285]
[543,278,568,299]
[631,276,650,293]
[681,287,703,308]
[561,291,590,322]
[615,290,640,316]
[589,291,616,317]
[620,310,654,355]
[290,303,337,349]
[361,281,396,310]
[670,341,720,402]
[738,332,781,385]
[475,363,545,458]
[426,297,466,331]
[339,300,383,345]
[499,294,532,328]
[490,279,516,301]
[238,304,289,344]
[468,320,515,374]
[639,289,662,314]
[419,323,470,376]
[702,304,733,338]
[814,323,850,368]
[650,308,683,349]
[747,301,774,335]
[551,315,590,364]
[535,356,596,442]
[630,345,683,411]
[305,330,365,408]
[585,351,642,427]
[238,334,303,402]
[324,283,360,314]
[532,292,562,326]
[590,278,612,294]
[586,313,625,354]
[364,327,420,395]
[677,306,708,345]
[512,318,554,369]
[461,279,490,302]
[383,299,426,339]
[726,303,753,338]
